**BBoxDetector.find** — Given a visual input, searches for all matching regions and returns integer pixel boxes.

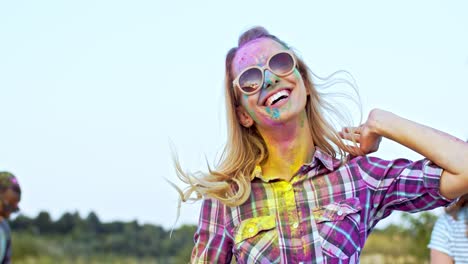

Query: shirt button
[248,227,255,233]
[337,210,343,216]
[292,222,299,229]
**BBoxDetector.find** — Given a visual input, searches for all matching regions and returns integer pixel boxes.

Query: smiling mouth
[264,89,291,106]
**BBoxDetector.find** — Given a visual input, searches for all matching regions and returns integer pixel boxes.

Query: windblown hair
[445,193,468,236]
[173,26,359,207]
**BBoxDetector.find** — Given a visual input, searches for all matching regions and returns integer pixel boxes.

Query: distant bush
[361,211,437,263]
[11,232,42,259]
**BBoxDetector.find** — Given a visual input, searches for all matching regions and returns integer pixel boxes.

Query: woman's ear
[236,106,254,128]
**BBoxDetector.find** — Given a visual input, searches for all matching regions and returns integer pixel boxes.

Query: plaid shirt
[192,148,453,264]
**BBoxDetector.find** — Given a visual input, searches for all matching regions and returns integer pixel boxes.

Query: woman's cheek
[247,109,259,123]
[241,95,261,124]
[255,108,281,126]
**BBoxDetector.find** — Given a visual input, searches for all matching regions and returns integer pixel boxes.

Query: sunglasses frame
[232,50,297,102]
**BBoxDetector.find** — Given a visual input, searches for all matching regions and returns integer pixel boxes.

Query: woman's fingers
[339,131,361,143]
[342,126,362,134]
[344,145,365,156]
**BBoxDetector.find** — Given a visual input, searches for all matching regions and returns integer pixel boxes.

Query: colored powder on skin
[284,96,292,111]
[257,55,267,66]
[242,94,260,123]
[300,111,305,128]
[265,106,280,120]
[248,110,258,123]
[293,69,302,79]
[272,108,280,119]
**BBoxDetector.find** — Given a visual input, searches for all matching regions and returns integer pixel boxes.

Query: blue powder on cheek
[242,94,249,103]
[265,107,280,120]
[272,108,280,119]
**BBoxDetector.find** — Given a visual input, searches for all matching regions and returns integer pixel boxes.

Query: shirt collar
[306,147,341,171]
[250,148,341,182]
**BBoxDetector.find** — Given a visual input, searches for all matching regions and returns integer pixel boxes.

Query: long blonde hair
[173,26,358,207]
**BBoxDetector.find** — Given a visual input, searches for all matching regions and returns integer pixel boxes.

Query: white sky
[0,1,467,229]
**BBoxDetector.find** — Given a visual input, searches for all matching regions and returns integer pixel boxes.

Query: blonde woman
[175,27,468,263]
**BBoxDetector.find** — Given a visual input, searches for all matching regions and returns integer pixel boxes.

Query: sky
[0,1,467,230]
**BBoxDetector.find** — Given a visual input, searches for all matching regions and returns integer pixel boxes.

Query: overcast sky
[0,0,467,229]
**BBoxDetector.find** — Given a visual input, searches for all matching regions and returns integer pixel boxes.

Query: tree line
[10,210,438,262]
[10,211,195,261]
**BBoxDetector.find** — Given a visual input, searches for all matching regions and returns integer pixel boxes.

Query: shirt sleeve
[427,214,452,256]
[191,198,234,264]
[355,156,454,223]
[0,226,6,262]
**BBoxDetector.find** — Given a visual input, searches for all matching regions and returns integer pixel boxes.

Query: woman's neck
[258,111,315,181]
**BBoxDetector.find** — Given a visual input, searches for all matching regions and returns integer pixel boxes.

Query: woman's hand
[340,108,468,198]
[339,110,383,156]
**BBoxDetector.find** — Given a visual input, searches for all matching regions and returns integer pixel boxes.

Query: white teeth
[265,90,290,106]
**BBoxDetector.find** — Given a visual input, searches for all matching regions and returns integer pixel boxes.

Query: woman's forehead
[232,38,285,75]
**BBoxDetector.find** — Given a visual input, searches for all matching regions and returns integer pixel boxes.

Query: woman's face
[232,38,308,129]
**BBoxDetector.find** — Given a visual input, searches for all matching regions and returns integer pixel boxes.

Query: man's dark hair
[0,172,21,197]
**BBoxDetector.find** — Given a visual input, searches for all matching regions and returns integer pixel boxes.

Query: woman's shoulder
[338,155,439,184]
[343,154,418,172]
[346,154,416,164]
[343,154,433,170]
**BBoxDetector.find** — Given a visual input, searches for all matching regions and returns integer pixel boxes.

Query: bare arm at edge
[431,249,453,264]
[362,109,468,199]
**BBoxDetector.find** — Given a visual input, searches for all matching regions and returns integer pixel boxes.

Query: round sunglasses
[232,50,297,99]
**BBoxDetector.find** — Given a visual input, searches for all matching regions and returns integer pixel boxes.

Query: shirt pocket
[233,215,280,263]
[313,197,362,259]
[234,215,276,244]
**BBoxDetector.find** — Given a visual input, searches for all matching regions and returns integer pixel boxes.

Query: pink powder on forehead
[234,54,266,73]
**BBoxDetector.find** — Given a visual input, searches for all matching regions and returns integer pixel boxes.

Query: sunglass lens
[239,68,263,93]
[269,52,294,75]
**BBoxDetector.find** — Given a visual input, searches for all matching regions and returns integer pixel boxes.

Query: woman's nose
[263,70,280,90]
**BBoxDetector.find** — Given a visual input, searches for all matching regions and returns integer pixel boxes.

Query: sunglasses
[232,50,297,100]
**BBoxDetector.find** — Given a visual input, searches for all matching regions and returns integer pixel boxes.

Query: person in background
[429,136,468,264]
[0,172,21,264]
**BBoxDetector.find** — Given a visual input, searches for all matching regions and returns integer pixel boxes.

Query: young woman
[175,26,468,263]
[429,193,468,264]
